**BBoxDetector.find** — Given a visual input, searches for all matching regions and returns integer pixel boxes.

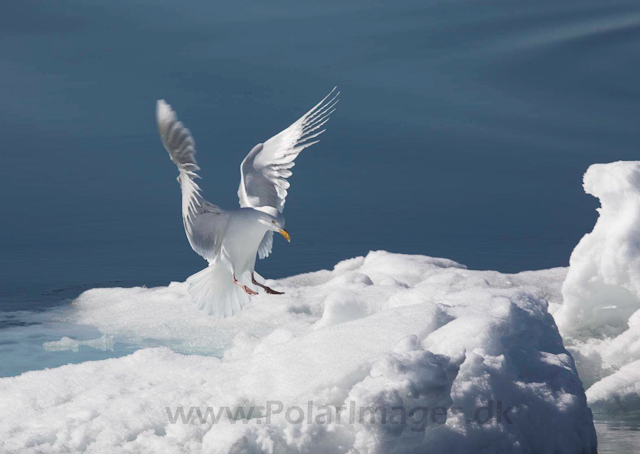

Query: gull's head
[257,210,290,242]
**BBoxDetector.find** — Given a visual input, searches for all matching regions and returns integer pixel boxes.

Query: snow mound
[0,252,596,453]
[556,161,640,338]
[555,161,640,416]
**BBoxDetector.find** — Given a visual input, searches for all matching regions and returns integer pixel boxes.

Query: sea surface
[1,0,640,451]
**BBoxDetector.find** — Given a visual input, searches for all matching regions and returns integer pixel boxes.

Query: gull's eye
[271,220,276,224]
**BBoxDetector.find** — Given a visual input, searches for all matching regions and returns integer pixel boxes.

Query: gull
[156,88,338,317]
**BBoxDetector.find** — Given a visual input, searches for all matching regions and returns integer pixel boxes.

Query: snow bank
[556,161,640,338]
[0,252,596,453]
[555,161,640,416]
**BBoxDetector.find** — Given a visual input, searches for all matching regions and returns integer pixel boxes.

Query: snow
[586,360,640,415]
[556,161,640,338]
[0,251,596,453]
[555,161,640,416]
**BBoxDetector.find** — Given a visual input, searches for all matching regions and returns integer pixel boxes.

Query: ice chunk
[0,251,595,453]
[587,359,640,415]
[556,162,640,337]
[555,161,640,415]
[43,335,115,352]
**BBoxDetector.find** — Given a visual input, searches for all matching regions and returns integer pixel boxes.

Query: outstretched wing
[238,87,339,213]
[157,100,229,261]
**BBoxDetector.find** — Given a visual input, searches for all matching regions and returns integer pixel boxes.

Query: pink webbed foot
[252,273,284,295]
[233,274,258,295]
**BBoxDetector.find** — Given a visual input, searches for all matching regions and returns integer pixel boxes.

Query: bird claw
[243,286,258,296]
[233,274,258,296]
[251,273,284,295]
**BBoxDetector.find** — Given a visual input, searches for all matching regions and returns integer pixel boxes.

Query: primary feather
[156,100,229,262]
[238,87,339,213]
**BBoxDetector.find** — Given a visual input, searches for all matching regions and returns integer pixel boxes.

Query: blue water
[3,0,640,312]
[594,419,640,454]
[2,0,640,450]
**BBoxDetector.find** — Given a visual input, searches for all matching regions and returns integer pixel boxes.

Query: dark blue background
[2,0,640,310]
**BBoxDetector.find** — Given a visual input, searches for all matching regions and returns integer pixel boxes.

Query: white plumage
[156,88,338,317]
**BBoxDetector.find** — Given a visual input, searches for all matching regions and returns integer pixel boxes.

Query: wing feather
[157,100,229,261]
[238,87,339,213]
[257,230,274,259]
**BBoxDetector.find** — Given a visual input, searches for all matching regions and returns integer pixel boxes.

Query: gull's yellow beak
[279,229,291,242]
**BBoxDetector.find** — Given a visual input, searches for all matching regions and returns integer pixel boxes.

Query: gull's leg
[233,274,258,295]
[252,273,284,295]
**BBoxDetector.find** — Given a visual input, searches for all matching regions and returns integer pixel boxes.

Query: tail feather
[186,263,251,317]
